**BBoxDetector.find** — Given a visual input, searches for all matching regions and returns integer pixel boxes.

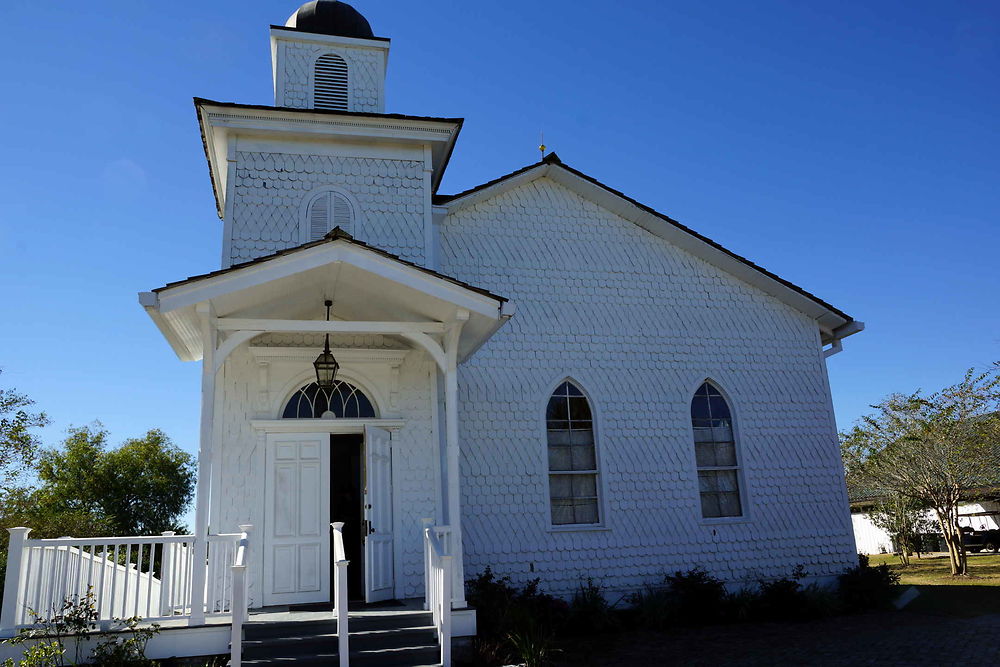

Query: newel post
[420,518,433,610]
[160,531,176,617]
[237,524,253,611]
[1,527,31,633]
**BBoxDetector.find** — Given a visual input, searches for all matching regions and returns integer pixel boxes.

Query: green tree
[35,424,196,535]
[842,364,1000,576]
[0,370,49,486]
[867,493,933,566]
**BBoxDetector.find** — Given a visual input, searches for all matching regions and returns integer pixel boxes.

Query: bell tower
[270,0,389,112]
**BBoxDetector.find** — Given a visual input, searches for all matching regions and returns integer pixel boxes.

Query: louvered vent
[313,54,349,110]
[308,191,354,240]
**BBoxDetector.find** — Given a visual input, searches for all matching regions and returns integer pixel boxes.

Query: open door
[263,432,330,606]
[364,425,394,602]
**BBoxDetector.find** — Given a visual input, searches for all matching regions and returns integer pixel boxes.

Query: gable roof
[152,227,506,304]
[435,153,862,343]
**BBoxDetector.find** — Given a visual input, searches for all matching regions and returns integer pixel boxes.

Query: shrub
[567,578,615,635]
[1,589,159,666]
[465,567,518,643]
[664,567,727,624]
[465,569,568,666]
[839,553,901,611]
[625,584,677,631]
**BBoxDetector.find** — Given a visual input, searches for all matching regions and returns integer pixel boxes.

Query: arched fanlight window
[690,382,743,518]
[282,380,377,419]
[546,380,601,526]
[306,190,354,241]
[313,53,349,110]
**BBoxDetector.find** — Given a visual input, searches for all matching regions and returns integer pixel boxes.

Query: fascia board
[442,165,549,212]
[341,249,503,318]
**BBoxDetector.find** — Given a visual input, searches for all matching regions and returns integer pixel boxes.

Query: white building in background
[3,1,866,659]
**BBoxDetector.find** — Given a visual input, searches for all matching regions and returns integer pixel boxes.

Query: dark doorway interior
[330,433,364,600]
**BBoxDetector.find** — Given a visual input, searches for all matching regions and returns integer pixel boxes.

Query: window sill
[699,516,752,526]
[547,524,611,533]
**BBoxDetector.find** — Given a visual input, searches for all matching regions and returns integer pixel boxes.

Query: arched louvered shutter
[313,53,349,110]
[307,191,354,240]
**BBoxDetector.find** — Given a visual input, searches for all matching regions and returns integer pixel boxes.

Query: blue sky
[2,0,998,475]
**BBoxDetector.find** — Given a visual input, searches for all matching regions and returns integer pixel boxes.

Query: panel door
[263,433,330,606]
[364,425,394,602]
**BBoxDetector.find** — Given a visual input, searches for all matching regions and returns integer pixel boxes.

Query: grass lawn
[869,551,1000,616]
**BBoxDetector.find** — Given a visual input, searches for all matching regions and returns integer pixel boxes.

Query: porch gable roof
[140,228,512,362]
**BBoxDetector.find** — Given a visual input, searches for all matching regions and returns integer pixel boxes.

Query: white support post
[443,311,468,608]
[190,303,217,626]
[1,527,31,633]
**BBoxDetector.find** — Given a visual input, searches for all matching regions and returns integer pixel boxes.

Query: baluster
[84,543,95,610]
[145,543,155,619]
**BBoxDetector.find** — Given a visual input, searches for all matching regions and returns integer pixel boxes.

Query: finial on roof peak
[324,226,354,241]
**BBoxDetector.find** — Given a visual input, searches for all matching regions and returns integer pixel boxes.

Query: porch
[2,230,512,665]
[1,522,460,666]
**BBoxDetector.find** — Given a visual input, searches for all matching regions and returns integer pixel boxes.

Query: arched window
[306,190,354,240]
[282,380,377,419]
[313,53,349,110]
[690,382,742,518]
[546,380,600,526]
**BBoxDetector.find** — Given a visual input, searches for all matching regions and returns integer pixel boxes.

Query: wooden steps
[240,609,440,666]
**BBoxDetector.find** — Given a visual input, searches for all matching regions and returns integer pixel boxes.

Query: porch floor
[248,597,424,624]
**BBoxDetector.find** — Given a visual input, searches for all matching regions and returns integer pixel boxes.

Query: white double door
[262,426,394,606]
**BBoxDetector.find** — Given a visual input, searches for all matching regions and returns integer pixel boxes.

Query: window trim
[541,376,610,532]
[273,368,384,421]
[298,185,365,244]
[687,377,752,524]
[308,50,352,111]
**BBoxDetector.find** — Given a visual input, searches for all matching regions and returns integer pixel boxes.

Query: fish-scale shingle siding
[229,152,426,265]
[439,177,855,595]
[278,42,384,112]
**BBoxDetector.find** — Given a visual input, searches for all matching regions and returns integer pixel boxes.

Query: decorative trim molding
[249,347,409,365]
[250,418,405,434]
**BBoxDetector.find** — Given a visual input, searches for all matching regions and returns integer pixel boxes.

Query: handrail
[229,525,252,667]
[422,520,452,667]
[331,523,349,667]
[1,527,250,639]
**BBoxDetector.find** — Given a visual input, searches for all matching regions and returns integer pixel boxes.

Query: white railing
[422,521,452,667]
[228,525,252,667]
[331,522,349,667]
[1,527,245,635]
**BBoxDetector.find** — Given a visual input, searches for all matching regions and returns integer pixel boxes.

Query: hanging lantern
[313,299,339,388]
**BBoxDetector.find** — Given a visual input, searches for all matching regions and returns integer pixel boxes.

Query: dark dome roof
[286,1,375,39]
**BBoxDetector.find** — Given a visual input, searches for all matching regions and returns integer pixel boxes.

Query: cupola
[270,1,389,112]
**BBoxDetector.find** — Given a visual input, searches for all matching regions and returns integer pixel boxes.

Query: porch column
[443,312,468,608]
[189,303,217,626]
